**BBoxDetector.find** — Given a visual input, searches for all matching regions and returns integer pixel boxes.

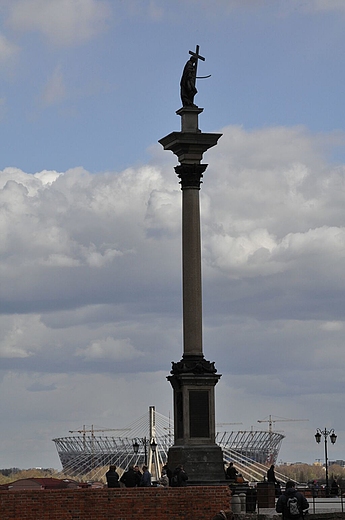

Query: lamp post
[315,428,337,497]
[132,437,157,466]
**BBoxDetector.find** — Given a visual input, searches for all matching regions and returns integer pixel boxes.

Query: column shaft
[182,187,203,356]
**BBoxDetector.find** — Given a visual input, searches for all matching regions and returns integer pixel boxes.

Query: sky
[1,0,345,470]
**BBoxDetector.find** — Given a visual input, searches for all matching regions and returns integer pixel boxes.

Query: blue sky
[1,0,345,470]
[2,0,345,173]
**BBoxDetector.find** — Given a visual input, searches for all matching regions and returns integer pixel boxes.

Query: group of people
[105,464,150,488]
[108,460,312,518]
[225,462,310,519]
[105,463,188,488]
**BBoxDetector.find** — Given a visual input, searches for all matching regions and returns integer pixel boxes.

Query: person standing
[140,465,152,487]
[105,465,120,488]
[162,463,173,486]
[172,464,188,487]
[158,469,169,487]
[267,465,277,483]
[226,462,238,481]
[267,464,281,497]
[133,465,142,487]
[276,481,309,519]
[120,465,138,487]
[331,479,339,497]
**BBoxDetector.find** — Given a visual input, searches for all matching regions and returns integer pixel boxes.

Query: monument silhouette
[159,46,225,483]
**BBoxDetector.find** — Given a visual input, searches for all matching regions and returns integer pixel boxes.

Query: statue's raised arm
[180,45,206,108]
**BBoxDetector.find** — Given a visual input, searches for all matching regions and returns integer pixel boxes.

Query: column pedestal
[167,355,225,482]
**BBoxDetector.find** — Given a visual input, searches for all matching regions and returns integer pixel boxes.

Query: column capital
[175,163,208,189]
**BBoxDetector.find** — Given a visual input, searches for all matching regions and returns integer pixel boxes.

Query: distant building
[3,477,81,491]
[329,460,345,467]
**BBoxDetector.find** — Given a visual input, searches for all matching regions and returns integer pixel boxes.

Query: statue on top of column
[180,55,198,107]
[180,45,209,108]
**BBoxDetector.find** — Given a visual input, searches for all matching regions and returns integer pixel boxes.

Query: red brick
[0,486,230,520]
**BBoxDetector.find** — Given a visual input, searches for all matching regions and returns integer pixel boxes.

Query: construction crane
[257,415,308,433]
[68,425,130,474]
[69,425,130,450]
[69,425,130,436]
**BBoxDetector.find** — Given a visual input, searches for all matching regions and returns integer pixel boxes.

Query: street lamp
[132,437,157,466]
[315,428,337,497]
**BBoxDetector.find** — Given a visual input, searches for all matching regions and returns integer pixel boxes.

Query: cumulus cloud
[7,0,111,46]
[1,125,345,467]
[201,126,345,285]
[2,125,345,346]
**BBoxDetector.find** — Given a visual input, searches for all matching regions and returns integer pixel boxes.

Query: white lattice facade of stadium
[53,407,286,482]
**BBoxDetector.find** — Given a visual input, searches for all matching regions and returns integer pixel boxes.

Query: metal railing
[255,486,345,516]
[307,488,345,515]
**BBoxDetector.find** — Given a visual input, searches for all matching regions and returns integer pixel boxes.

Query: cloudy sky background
[1,0,345,469]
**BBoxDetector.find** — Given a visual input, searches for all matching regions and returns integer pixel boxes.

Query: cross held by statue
[189,45,205,77]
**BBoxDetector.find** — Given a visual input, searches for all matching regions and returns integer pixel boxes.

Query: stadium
[53,407,285,482]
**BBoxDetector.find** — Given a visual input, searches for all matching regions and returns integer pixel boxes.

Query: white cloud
[319,321,343,332]
[0,315,44,358]
[0,32,19,64]
[41,65,67,106]
[2,125,345,467]
[33,170,62,185]
[200,126,345,280]
[303,0,345,12]
[76,337,144,361]
[7,0,111,46]
[2,125,345,319]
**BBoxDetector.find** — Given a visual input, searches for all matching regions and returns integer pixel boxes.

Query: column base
[168,444,226,483]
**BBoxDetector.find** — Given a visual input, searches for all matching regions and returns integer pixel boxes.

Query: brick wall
[0,486,231,520]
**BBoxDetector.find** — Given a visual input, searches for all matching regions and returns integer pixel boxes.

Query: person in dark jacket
[267,465,278,483]
[276,481,309,519]
[226,462,238,481]
[331,478,339,497]
[133,465,142,487]
[120,466,138,487]
[106,465,120,488]
[172,464,188,487]
[140,465,152,487]
[267,465,282,497]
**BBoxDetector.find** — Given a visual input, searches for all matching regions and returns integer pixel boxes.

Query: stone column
[159,107,225,483]
[177,163,206,357]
